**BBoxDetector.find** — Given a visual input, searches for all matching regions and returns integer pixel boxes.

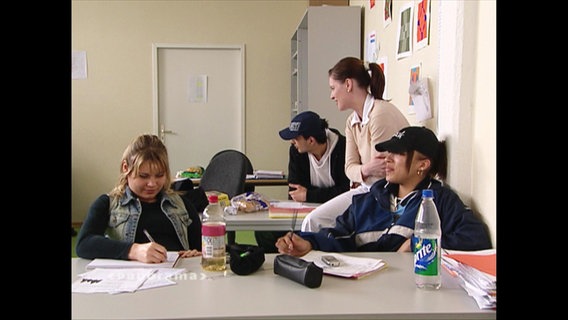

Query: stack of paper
[73,252,187,294]
[301,251,388,279]
[72,268,157,294]
[268,201,319,219]
[253,170,285,179]
[442,249,496,309]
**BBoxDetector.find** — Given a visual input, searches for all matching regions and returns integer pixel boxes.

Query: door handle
[160,124,174,141]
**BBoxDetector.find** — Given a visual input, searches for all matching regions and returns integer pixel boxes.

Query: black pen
[289,209,298,240]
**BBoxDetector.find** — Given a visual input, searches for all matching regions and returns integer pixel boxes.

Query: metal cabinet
[290,6,361,131]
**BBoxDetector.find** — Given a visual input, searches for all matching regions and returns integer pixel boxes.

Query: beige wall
[72,0,495,248]
[471,1,497,248]
[72,0,307,223]
[350,0,496,248]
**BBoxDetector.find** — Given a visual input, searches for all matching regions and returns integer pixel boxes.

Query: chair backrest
[200,149,254,199]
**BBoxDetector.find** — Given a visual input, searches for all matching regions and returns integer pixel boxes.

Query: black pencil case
[273,254,323,288]
[228,244,265,276]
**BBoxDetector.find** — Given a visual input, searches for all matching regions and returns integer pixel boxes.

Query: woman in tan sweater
[300,57,409,232]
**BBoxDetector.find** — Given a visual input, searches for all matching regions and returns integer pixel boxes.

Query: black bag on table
[228,244,265,276]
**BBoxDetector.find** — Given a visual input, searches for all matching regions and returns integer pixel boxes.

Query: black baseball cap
[279,111,324,140]
[375,126,439,159]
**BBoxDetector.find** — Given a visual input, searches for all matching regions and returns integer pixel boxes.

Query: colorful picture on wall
[384,0,392,27]
[396,2,413,60]
[415,0,431,51]
[370,0,375,10]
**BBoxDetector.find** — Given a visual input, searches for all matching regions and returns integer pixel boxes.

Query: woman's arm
[75,195,134,260]
[437,188,493,251]
[344,115,364,183]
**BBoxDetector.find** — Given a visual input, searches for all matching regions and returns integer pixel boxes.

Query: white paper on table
[72,268,157,294]
[301,251,387,278]
[85,252,183,270]
[138,268,187,290]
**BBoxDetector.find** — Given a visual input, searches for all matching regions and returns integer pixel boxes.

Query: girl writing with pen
[76,134,202,263]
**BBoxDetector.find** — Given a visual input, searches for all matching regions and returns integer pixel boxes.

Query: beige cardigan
[344,99,409,186]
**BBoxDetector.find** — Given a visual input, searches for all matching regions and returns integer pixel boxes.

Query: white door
[153,44,245,174]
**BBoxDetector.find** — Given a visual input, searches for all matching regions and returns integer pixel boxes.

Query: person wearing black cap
[255,111,350,253]
[300,57,409,233]
[275,126,492,255]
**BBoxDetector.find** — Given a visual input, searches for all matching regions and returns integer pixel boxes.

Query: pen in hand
[143,229,156,243]
[143,229,167,262]
[289,209,298,241]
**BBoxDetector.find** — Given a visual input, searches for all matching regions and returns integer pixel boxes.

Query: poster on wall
[367,31,378,62]
[72,51,87,80]
[370,0,375,10]
[188,75,208,103]
[396,2,413,60]
[408,64,421,114]
[415,0,431,51]
[383,0,392,27]
[409,77,432,122]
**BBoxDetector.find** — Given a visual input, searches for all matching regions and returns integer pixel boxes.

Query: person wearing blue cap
[255,111,350,253]
[275,126,492,255]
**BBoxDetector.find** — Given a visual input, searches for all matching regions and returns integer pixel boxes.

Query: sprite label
[413,237,439,276]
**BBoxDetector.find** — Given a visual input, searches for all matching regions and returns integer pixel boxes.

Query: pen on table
[172,253,183,268]
[143,229,156,243]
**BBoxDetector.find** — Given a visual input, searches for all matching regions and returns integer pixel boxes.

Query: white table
[224,210,305,231]
[72,252,496,319]
[191,178,289,187]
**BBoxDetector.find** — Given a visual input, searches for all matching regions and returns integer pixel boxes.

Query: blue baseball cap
[279,111,325,140]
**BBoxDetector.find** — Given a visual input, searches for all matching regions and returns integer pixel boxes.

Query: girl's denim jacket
[106,187,191,250]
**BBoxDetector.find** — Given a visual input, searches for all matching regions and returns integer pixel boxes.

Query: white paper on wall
[409,78,432,122]
[72,51,87,80]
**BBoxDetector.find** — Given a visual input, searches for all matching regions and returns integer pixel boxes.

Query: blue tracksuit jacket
[299,178,492,252]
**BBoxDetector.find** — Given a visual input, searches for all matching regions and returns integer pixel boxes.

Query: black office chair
[199,149,254,244]
[171,178,209,213]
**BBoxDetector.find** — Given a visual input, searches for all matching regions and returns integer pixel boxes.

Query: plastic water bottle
[201,194,227,271]
[413,189,441,289]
